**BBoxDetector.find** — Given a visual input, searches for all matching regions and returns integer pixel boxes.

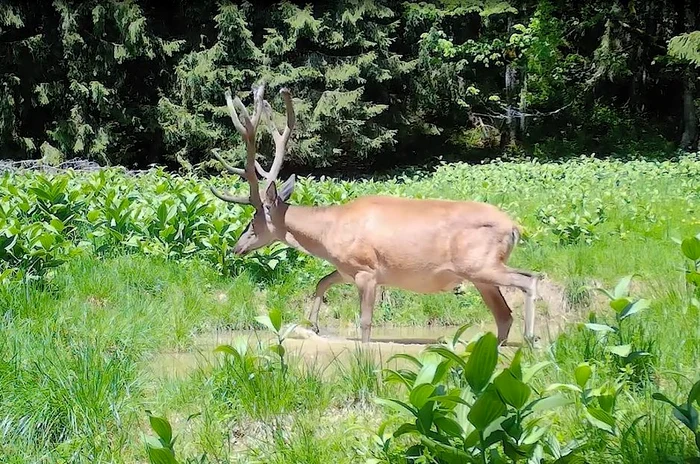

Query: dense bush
[1,154,699,285]
[2,1,700,170]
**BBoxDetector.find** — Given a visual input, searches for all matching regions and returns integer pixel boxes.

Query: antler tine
[211,149,245,176]
[224,90,247,137]
[279,87,296,145]
[262,87,295,189]
[250,82,266,129]
[211,149,269,178]
[209,186,251,205]
[212,84,268,208]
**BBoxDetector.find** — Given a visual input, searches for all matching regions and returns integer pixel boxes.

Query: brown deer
[209,83,540,345]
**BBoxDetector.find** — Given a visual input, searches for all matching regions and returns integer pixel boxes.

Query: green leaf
[681,236,700,260]
[268,307,283,332]
[545,383,583,394]
[574,362,592,389]
[585,406,616,434]
[529,393,574,412]
[610,297,631,312]
[687,271,700,287]
[522,361,551,383]
[425,345,468,372]
[626,350,651,361]
[415,353,441,385]
[468,389,507,431]
[494,368,531,410]
[420,436,473,464]
[618,299,650,320]
[522,424,549,445]
[146,447,178,464]
[416,401,434,434]
[452,323,473,347]
[509,349,523,379]
[49,217,64,232]
[613,274,636,298]
[432,360,452,385]
[584,323,615,333]
[279,323,298,341]
[374,397,418,417]
[688,380,700,408]
[671,405,697,431]
[428,395,469,407]
[606,344,632,357]
[598,393,616,414]
[463,332,499,393]
[38,232,54,249]
[652,392,679,408]
[255,314,277,334]
[409,383,436,409]
[148,414,173,445]
[269,344,285,359]
[434,416,464,438]
[386,353,423,370]
[392,423,418,438]
[213,344,241,360]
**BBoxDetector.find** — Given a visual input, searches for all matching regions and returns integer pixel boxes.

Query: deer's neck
[277,204,333,260]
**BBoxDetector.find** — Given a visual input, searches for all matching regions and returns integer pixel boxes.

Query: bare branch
[471,102,572,121]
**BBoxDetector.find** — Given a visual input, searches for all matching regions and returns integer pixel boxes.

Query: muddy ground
[149,277,585,379]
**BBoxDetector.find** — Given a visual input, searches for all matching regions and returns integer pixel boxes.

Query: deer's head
[209,83,296,257]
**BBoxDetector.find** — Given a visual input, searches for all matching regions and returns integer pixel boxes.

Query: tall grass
[0,155,698,462]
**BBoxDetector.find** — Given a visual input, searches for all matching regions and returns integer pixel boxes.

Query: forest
[2,0,700,174]
[1,1,700,464]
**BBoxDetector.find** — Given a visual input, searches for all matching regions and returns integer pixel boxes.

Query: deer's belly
[378,269,462,294]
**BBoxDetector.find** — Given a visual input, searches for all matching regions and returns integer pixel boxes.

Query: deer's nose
[233,242,250,256]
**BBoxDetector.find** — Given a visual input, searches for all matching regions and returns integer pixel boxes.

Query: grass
[0,155,698,462]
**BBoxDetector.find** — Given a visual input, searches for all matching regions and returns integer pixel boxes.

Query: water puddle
[147,277,569,379]
[149,321,524,379]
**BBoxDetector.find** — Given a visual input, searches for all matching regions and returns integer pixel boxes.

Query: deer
[209,82,540,346]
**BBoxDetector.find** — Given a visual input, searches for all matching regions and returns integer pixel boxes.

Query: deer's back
[323,196,517,290]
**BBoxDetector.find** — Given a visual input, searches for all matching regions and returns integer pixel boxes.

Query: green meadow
[0,155,699,463]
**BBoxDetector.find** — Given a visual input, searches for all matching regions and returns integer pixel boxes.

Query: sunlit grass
[0,156,698,462]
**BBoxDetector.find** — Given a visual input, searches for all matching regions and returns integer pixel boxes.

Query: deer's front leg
[355,272,377,343]
[308,270,344,333]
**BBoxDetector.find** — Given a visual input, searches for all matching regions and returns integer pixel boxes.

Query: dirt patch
[149,276,576,379]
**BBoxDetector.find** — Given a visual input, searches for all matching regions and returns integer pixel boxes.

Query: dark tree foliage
[1,0,699,173]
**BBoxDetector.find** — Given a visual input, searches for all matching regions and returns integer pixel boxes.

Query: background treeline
[2,0,700,174]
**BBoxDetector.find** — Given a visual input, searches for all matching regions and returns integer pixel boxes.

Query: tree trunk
[501,17,519,150]
[680,68,697,151]
[680,0,698,150]
[519,69,528,133]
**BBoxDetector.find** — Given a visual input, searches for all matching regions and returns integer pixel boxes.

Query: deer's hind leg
[473,282,514,344]
[308,270,347,333]
[462,265,539,344]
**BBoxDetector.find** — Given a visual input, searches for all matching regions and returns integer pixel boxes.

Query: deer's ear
[264,180,278,204]
[278,174,295,202]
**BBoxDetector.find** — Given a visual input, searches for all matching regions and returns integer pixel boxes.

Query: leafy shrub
[372,329,582,463]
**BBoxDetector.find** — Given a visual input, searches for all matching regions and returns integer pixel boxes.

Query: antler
[209,83,266,208]
[261,87,295,191]
[210,84,295,207]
